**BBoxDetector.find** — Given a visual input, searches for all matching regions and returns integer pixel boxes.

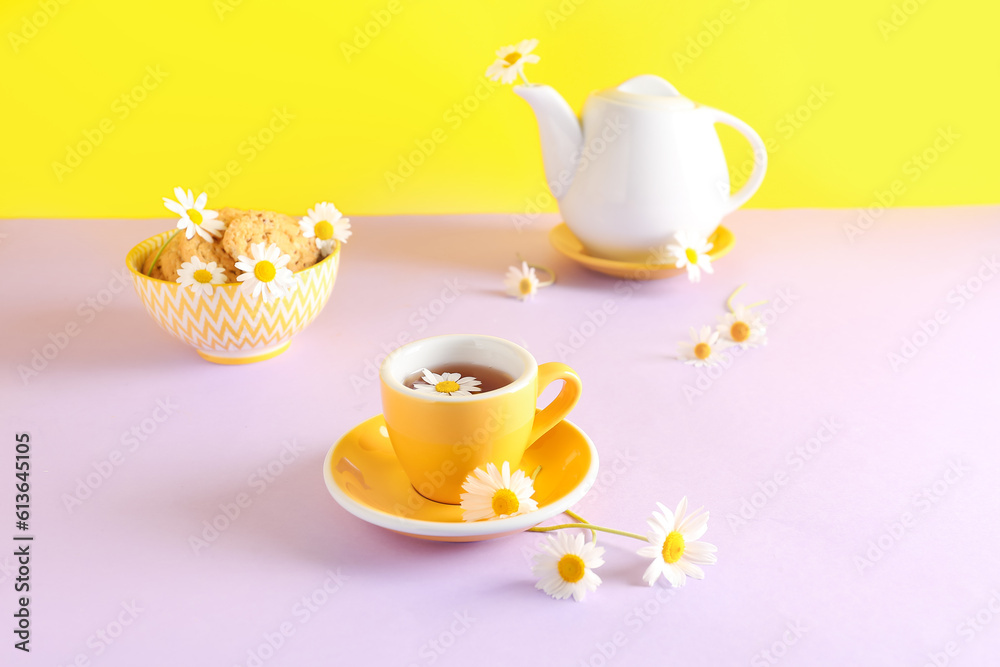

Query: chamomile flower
[460,461,538,522]
[664,231,714,282]
[505,261,540,301]
[485,39,540,85]
[175,256,226,296]
[299,202,351,257]
[677,326,726,367]
[234,242,298,303]
[637,497,717,587]
[532,532,605,602]
[163,187,224,243]
[718,304,767,349]
[412,369,482,397]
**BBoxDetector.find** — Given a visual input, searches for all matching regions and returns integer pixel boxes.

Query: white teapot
[515,75,767,262]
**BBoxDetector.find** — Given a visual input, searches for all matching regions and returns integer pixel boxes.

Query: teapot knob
[616,74,681,97]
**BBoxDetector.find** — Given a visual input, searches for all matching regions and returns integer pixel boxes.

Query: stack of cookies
[143,208,321,282]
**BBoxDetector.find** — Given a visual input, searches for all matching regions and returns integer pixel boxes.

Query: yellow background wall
[2,0,997,218]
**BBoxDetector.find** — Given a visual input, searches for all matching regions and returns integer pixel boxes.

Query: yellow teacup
[380,334,582,504]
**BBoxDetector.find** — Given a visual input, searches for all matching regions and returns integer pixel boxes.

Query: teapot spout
[513,84,582,199]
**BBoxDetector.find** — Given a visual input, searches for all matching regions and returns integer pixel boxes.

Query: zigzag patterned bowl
[126,231,340,365]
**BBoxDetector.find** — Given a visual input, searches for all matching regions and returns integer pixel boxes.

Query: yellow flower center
[314,220,334,240]
[519,277,534,295]
[503,52,522,66]
[693,342,711,360]
[187,208,203,225]
[685,247,698,264]
[731,321,750,342]
[661,531,686,564]
[254,260,277,282]
[491,488,519,516]
[193,269,213,284]
[435,380,460,393]
[557,554,586,583]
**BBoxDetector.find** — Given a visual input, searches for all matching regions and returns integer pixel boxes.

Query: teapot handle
[707,109,768,213]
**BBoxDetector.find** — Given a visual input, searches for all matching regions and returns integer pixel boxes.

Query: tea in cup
[380,334,582,504]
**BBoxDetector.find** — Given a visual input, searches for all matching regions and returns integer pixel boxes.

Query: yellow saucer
[323,415,599,542]
[549,223,735,280]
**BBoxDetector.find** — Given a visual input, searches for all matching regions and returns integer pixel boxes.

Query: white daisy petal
[531,533,603,601]
[163,199,186,216]
[486,39,540,85]
[679,510,709,540]
[678,560,705,580]
[504,260,541,301]
[661,230,713,283]
[673,497,689,528]
[234,242,297,304]
[664,564,686,587]
[300,202,350,255]
[637,498,717,588]
[642,560,662,586]
[460,460,537,522]
[677,325,727,367]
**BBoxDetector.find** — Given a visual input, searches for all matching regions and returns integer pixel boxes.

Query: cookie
[221,209,320,272]
[216,206,245,225]
[143,232,239,283]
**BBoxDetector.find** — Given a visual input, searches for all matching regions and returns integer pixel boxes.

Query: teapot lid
[597,74,696,110]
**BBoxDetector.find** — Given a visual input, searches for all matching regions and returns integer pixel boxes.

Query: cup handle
[707,108,768,214]
[527,362,583,446]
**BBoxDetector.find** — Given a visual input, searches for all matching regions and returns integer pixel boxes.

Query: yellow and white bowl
[126,231,339,364]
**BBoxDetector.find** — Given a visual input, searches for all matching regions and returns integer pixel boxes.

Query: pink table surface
[3,208,1000,666]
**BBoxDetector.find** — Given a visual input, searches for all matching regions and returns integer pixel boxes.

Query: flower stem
[517,70,531,86]
[516,253,556,287]
[727,283,767,312]
[564,510,596,542]
[145,230,180,277]
[528,522,646,542]
[530,465,542,481]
